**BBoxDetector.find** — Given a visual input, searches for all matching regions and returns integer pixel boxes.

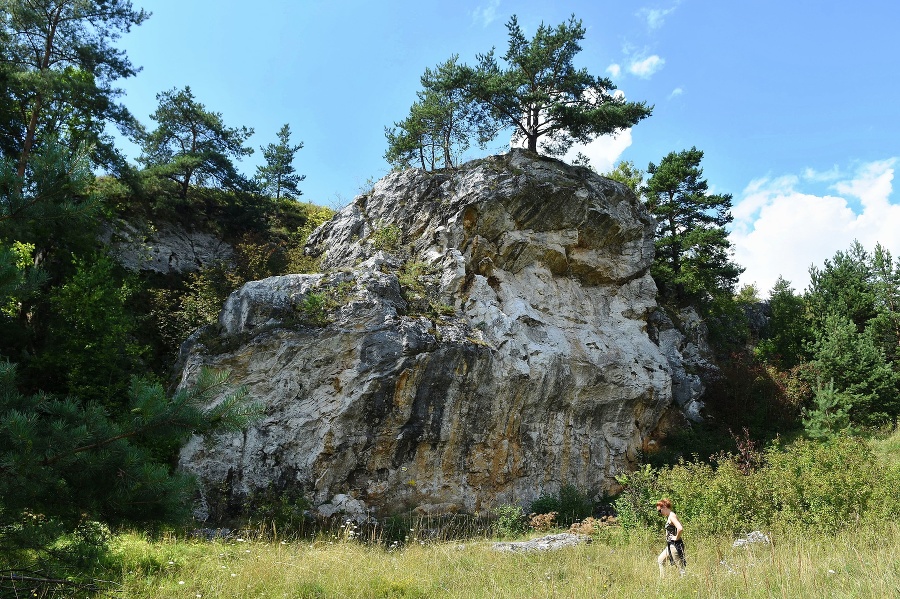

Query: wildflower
[178,581,185,585]
[231,573,237,577]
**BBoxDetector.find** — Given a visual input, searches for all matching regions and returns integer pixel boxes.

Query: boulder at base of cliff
[177,150,674,521]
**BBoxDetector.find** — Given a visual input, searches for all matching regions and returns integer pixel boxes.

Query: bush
[615,434,891,536]
[492,504,527,538]
[557,485,594,525]
[762,435,882,532]
[528,512,557,532]
[529,493,559,517]
[528,485,593,527]
[612,465,661,531]
[370,222,402,252]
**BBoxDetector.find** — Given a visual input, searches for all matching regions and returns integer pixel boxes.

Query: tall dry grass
[109,522,900,598]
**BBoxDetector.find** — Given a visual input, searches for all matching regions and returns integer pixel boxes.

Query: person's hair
[656,498,673,510]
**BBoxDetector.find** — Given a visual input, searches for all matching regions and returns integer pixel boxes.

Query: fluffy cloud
[639,4,679,29]
[730,159,900,295]
[607,63,622,78]
[472,0,501,27]
[668,87,683,99]
[628,55,665,78]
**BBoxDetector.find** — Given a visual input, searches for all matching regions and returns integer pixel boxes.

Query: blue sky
[111,0,899,294]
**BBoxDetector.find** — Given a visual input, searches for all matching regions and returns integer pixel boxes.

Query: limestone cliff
[101,219,234,274]
[177,150,676,520]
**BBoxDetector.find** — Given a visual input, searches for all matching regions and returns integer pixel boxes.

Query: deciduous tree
[604,160,645,198]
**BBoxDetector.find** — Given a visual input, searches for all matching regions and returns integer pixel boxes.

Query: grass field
[106,522,900,598]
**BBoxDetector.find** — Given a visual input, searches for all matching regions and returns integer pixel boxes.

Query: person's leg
[674,541,686,573]
[657,547,669,576]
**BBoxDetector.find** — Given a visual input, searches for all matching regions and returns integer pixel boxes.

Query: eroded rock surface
[178,150,675,520]
[102,219,233,273]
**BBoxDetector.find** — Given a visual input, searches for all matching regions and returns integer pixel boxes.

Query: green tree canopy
[604,159,646,198]
[465,15,652,155]
[809,311,898,427]
[385,55,495,170]
[0,363,259,584]
[256,123,304,200]
[0,0,148,175]
[645,147,742,305]
[755,277,811,368]
[806,241,878,330]
[139,86,254,199]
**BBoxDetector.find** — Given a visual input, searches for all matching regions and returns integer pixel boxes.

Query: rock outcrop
[101,219,233,274]
[177,150,676,521]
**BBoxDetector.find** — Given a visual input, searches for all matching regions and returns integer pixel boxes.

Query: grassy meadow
[104,522,900,598]
[58,427,897,598]
[18,427,891,598]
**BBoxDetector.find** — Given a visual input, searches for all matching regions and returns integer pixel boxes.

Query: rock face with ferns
[177,150,700,520]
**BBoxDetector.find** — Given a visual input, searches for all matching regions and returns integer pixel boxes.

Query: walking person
[656,498,686,576]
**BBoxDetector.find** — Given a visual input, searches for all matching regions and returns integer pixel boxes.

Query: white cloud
[668,87,683,99]
[730,159,900,295]
[628,55,665,78]
[802,165,842,182]
[472,0,501,27]
[607,63,622,78]
[640,4,679,29]
[563,129,633,174]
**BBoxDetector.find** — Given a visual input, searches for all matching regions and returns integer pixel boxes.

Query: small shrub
[298,292,328,325]
[529,493,559,517]
[370,222,402,252]
[492,504,527,538]
[243,484,311,536]
[613,465,661,531]
[528,512,557,532]
[529,485,593,527]
[557,485,594,525]
[569,517,598,535]
[762,435,882,532]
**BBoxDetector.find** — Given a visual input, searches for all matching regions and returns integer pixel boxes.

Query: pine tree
[645,147,742,305]
[256,123,305,200]
[385,56,495,170]
[810,311,899,426]
[0,363,259,585]
[756,277,811,368]
[0,0,148,175]
[139,86,254,199]
[465,15,651,155]
[802,380,853,439]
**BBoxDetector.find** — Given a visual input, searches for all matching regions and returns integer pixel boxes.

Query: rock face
[101,219,233,274]
[177,150,675,521]
[649,307,717,423]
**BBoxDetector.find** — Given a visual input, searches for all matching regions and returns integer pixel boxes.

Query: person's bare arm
[669,513,684,541]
